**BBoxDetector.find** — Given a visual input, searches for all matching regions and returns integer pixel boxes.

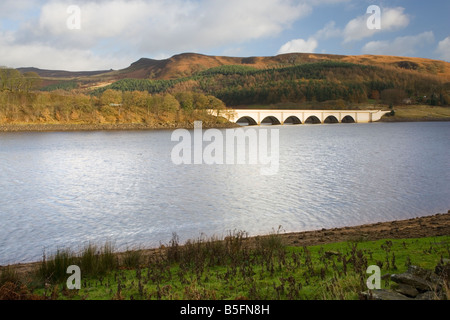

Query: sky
[0,0,449,71]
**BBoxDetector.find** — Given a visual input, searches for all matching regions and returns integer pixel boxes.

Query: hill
[114,53,450,81]
[16,67,113,79]
[22,52,449,85]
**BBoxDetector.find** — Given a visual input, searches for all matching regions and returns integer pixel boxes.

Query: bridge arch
[236,116,258,126]
[261,116,282,126]
[324,116,339,124]
[284,116,302,125]
[305,115,321,124]
[342,115,356,123]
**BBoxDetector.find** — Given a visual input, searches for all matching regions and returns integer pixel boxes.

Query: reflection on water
[0,122,449,264]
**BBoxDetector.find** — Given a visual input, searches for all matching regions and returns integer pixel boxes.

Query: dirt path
[4,211,449,277]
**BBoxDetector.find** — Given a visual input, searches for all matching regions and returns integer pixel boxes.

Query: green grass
[7,234,444,301]
[37,242,118,284]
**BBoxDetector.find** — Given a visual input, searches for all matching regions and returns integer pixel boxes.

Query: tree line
[0,89,226,125]
[0,67,42,93]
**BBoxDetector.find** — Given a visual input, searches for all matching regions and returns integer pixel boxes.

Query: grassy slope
[21,235,449,300]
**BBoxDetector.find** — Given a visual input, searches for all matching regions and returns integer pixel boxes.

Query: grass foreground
[1,230,448,301]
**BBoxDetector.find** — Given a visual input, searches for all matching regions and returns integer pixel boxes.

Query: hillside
[115,53,450,81]
[16,67,113,79]
[24,52,450,86]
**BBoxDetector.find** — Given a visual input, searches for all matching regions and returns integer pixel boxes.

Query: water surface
[0,122,449,264]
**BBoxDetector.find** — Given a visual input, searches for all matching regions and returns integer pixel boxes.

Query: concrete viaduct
[213,109,391,125]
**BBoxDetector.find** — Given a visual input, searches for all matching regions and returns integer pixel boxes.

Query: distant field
[383,105,450,122]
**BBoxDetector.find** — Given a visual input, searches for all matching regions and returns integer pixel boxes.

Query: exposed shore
[5,211,449,277]
[380,117,450,122]
[0,122,239,133]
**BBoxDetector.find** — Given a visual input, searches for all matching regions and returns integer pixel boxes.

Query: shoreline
[0,118,449,132]
[4,211,449,276]
[380,117,450,122]
[0,122,239,133]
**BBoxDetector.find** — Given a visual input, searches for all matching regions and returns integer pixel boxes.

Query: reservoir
[0,122,449,264]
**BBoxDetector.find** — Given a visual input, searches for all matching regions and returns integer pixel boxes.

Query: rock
[361,264,447,300]
[407,265,432,279]
[381,273,391,281]
[391,273,436,292]
[361,289,414,301]
[391,283,419,298]
[390,265,441,292]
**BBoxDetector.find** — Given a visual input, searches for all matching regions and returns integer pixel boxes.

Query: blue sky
[0,0,449,71]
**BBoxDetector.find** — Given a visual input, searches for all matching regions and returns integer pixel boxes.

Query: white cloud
[343,7,410,43]
[1,0,317,70]
[314,21,341,40]
[435,36,450,61]
[362,31,435,57]
[0,0,37,19]
[278,37,318,54]
[0,35,132,71]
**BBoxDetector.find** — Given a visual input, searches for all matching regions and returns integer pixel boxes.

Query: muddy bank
[0,122,239,133]
[380,117,450,122]
[274,211,450,247]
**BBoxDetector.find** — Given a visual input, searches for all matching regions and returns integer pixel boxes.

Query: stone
[361,289,414,301]
[407,265,432,280]
[391,273,436,292]
[391,283,420,298]
[381,273,391,281]
[361,264,447,300]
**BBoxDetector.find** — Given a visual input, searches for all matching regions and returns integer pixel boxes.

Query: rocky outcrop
[361,262,449,300]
